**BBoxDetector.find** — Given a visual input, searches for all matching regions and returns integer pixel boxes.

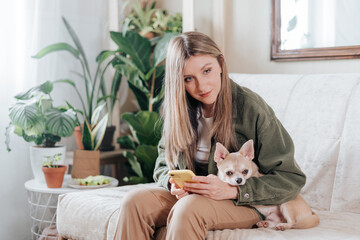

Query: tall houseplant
[107,30,178,183]
[5,81,77,182]
[32,17,122,151]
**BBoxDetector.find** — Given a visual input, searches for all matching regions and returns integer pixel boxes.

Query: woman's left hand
[183,174,238,200]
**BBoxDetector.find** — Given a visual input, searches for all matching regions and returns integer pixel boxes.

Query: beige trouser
[114,186,260,240]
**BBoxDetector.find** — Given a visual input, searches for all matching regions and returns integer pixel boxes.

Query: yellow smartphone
[168,170,197,189]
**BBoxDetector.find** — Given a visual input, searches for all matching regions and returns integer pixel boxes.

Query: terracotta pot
[71,149,100,179]
[30,146,66,183]
[74,126,84,150]
[42,165,67,188]
[142,31,155,39]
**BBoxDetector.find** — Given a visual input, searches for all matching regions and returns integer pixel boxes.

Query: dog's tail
[293,212,320,229]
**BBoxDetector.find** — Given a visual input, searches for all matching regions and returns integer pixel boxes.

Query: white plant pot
[29,146,66,183]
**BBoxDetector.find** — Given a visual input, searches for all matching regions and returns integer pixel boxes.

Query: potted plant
[97,1,182,183]
[42,153,67,188]
[71,103,109,179]
[121,0,182,39]
[32,17,121,151]
[5,81,77,182]
[100,30,176,183]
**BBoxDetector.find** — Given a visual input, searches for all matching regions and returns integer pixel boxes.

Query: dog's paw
[275,223,290,231]
[256,221,269,228]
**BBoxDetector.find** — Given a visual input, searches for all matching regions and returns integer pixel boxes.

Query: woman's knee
[121,187,152,212]
[168,194,208,225]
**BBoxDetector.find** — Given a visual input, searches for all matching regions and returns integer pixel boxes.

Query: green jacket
[153,80,306,206]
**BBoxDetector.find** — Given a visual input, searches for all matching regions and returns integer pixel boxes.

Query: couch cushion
[57,183,157,240]
[331,80,360,213]
[206,211,360,240]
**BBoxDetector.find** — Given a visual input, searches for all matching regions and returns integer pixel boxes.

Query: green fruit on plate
[75,175,110,186]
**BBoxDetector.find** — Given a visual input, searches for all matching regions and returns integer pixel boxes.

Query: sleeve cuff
[233,184,253,205]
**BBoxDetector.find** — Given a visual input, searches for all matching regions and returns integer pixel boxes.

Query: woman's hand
[183,174,239,200]
[169,178,190,199]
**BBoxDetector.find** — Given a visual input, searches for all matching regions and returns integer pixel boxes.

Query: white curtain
[0,0,124,239]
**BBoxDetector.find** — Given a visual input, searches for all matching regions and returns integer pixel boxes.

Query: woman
[115,32,305,240]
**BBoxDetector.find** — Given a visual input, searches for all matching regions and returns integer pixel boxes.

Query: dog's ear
[214,142,229,163]
[239,140,254,160]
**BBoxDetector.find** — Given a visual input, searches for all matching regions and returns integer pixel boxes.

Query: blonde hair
[163,31,238,170]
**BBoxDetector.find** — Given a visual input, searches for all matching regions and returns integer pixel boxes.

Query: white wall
[158,0,360,74]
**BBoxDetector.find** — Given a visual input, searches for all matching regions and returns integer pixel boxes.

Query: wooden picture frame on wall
[271,0,360,61]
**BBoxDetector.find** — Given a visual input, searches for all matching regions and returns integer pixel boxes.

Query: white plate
[67,176,118,189]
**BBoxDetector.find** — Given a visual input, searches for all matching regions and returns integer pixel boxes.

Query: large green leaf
[110,31,151,73]
[121,111,163,145]
[96,50,116,64]
[123,150,143,178]
[117,135,136,150]
[9,102,39,129]
[127,81,149,111]
[92,114,108,150]
[110,69,123,111]
[153,32,179,67]
[115,65,149,94]
[24,118,46,137]
[91,103,106,126]
[136,144,158,181]
[82,119,93,150]
[45,108,77,137]
[32,43,80,59]
[15,81,53,100]
[62,17,89,69]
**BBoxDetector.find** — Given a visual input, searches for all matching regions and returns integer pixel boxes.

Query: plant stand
[24,175,118,240]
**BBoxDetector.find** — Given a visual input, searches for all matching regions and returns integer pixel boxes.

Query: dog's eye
[242,169,248,175]
[226,171,233,176]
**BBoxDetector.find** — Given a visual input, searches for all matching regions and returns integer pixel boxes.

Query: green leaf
[96,50,116,64]
[153,32,179,67]
[24,119,46,137]
[40,99,53,113]
[93,114,108,151]
[121,111,163,145]
[151,86,164,106]
[5,123,14,152]
[82,119,93,150]
[32,43,80,59]
[110,70,123,111]
[110,31,151,73]
[62,16,92,82]
[117,135,136,150]
[127,81,149,111]
[45,108,77,137]
[15,81,53,100]
[54,79,76,87]
[136,144,158,181]
[91,103,106,126]
[9,102,40,129]
[123,150,143,178]
[113,54,146,80]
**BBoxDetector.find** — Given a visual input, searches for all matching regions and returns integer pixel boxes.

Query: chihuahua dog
[214,140,319,230]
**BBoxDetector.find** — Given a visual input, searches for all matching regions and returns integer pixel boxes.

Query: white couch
[57,73,360,240]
